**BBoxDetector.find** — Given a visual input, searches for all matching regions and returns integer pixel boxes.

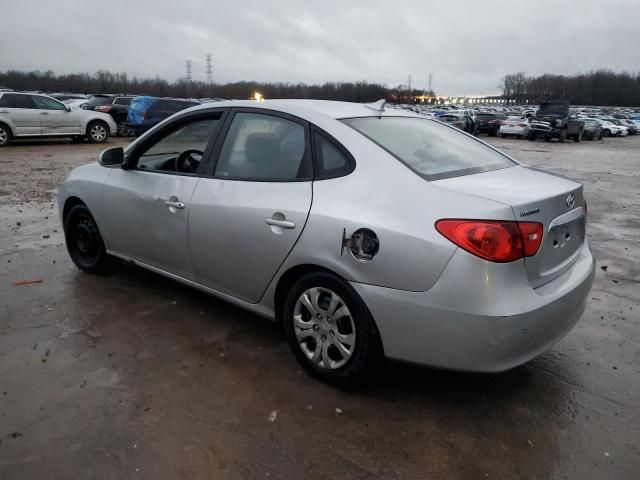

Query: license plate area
[548,215,585,250]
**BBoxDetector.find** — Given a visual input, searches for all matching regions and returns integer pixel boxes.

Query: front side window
[136,116,220,174]
[342,117,516,180]
[33,96,66,110]
[215,112,310,181]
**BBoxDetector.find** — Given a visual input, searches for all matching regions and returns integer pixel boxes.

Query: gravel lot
[1,135,639,479]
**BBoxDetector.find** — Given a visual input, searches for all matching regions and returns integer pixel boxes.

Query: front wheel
[603,129,611,137]
[87,121,109,143]
[574,129,583,142]
[63,204,113,273]
[559,129,567,143]
[528,132,536,141]
[283,272,381,385]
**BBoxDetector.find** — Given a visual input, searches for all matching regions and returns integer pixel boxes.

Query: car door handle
[40,112,50,115]
[265,218,296,229]
[163,200,185,209]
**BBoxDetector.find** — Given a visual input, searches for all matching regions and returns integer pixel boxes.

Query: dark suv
[126,97,200,136]
[84,95,135,136]
[475,112,507,136]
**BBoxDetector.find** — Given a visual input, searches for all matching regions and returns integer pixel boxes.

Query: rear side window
[114,97,132,106]
[1,94,37,109]
[342,117,516,181]
[215,112,310,181]
[313,132,354,179]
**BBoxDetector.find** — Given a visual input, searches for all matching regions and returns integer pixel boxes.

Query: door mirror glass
[98,147,124,167]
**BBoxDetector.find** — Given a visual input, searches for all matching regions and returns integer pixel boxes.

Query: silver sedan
[58,99,595,384]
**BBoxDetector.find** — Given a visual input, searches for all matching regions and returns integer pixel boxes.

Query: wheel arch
[0,120,16,137]
[273,262,386,358]
[62,196,87,221]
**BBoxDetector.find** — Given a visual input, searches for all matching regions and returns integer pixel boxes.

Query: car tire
[116,119,127,137]
[603,129,610,137]
[283,272,382,385]
[87,121,109,143]
[63,204,114,273]
[528,132,536,141]
[559,129,567,143]
[574,129,583,142]
[0,123,11,147]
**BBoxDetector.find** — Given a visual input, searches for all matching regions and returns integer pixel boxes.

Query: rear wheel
[528,132,536,141]
[116,119,127,137]
[0,124,11,147]
[603,129,611,137]
[87,121,109,143]
[63,205,113,273]
[283,272,381,385]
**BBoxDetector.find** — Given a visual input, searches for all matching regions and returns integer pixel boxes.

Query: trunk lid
[433,165,585,288]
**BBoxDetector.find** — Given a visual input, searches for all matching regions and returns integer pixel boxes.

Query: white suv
[0,92,117,146]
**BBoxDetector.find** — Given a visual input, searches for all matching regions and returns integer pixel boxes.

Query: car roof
[184,99,420,120]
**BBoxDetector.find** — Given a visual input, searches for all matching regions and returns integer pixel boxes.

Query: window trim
[310,126,356,180]
[341,115,516,182]
[125,108,229,177]
[205,107,313,183]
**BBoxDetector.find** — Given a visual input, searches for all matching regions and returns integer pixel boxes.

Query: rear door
[33,95,81,134]
[100,111,225,280]
[188,109,313,303]
[0,94,43,135]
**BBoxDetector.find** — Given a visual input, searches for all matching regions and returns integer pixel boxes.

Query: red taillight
[95,105,112,113]
[435,219,543,263]
[517,123,527,127]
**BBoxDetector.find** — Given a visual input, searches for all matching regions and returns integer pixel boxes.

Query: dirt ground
[1,135,639,480]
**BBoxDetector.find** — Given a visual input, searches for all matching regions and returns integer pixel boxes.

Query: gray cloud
[1,0,638,95]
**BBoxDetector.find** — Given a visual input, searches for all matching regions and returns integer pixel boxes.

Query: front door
[100,113,224,280]
[189,110,313,303]
[33,95,80,134]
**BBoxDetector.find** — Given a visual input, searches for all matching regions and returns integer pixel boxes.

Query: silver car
[0,92,116,146]
[58,100,595,384]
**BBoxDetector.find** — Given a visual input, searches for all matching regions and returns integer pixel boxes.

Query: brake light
[518,123,527,127]
[95,105,112,113]
[435,219,543,263]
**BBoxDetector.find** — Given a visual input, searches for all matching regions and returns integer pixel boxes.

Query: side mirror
[98,147,124,167]
[65,105,71,112]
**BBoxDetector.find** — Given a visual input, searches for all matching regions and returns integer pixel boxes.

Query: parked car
[529,101,584,142]
[611,119,637,135]
[438,113,477,135]
[58,99,595,384]
[499,117,531,138]
[126,97,200,136]
[475,112,507,136]
[84,95,135,136]
[581,119,603,140]
[0,91,116,146]
[598,119,628,137]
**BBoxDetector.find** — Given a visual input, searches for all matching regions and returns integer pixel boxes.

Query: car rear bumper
[351,240,595,372]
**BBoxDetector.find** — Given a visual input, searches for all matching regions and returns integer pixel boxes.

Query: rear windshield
[342,116,516,180]
[87,96,113,106]
[476,113,496,120]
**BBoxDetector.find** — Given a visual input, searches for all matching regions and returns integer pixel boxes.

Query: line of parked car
[0,89,222,146]
[393,102,640,143]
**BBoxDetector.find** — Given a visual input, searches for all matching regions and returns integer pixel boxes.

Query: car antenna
[364,99,386,117]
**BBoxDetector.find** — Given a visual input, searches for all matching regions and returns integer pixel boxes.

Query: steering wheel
[174,149,203,174]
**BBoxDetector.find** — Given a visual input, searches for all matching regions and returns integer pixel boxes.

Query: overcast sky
[1,0,638,95]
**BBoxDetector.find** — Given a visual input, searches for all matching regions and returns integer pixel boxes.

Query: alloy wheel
[293,287,356,370]
[90,124,107,142]
[0,127,8,145]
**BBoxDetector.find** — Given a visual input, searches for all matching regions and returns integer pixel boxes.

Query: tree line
[0,69,432,103]
[501,70,640,106]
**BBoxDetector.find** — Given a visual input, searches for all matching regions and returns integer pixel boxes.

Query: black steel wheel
[63,204,113,273]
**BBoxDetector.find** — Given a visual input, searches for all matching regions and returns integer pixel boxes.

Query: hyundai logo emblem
[566,193,575,209]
